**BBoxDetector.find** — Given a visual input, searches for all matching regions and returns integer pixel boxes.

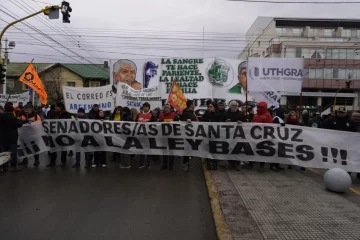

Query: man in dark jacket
[46,105,60,119]
[88,104,100,119]
[47,103,73,167]
[224,100,246,171]
[180,100,198,171]
[0,103,23,172]
[323,107,357,132]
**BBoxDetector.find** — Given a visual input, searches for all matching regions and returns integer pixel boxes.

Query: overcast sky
[1,0,360,63]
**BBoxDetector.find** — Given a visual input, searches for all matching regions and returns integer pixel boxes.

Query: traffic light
[61,1,72,23]
[345,81,351,89]
[0,64,6,84]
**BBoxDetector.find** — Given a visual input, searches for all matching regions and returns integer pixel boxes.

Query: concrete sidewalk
[211,165,360,240]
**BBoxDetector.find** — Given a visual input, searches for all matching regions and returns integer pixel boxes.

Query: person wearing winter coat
[180,100,199,171]
[251,101,273,170]
[88,104,100,120]
[72,108,93,169]
[159,104,180,171]
[18,104,41,166]
[0,103,23,172]
[202,102,220,170]
[93,110,107,168]
[224,101,246,171]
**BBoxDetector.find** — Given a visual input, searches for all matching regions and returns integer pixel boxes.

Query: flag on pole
[18,62,47,104]
[167,80,187,114]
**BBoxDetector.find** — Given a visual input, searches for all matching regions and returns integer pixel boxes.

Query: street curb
[202,160,233,240]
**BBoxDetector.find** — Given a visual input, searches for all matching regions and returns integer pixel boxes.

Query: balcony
[266,44,281,55]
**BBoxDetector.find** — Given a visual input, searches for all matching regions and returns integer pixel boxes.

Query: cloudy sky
[1,0,359,64]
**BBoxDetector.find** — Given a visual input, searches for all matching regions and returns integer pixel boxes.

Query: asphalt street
[0,153,217,240]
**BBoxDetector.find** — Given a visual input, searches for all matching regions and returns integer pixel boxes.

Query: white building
[239,17,360,113]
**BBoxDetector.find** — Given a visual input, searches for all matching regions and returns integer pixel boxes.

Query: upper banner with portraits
[109,58,303,110]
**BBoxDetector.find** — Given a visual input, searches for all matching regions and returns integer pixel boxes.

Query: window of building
[326,49,332,59]
[324,29,335,37]
[315,69,323,79]
[353,69,360,79]
[355,49,360,59]
[67,82,76,87]
[295,47,302,58]
[324,68,333,79]
[303,68,309,78]
[357,30,360,37]
[22,84,29,90]
[6,79,14,89]
[332,48,340,59]
[301,48,310,58]
[89,82,100,87]
[347,49,355,59]
[276,28,287,36]
[343,29,352,38]
[309,69,316,78]
[346,69,353,79]
[285,48,296,58]
[338,69,346,79]
[333,68,339,78]
[292,28,303,36]
[339,49,347,59]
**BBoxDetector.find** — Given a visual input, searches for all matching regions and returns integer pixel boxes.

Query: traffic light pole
[0,6,60,94]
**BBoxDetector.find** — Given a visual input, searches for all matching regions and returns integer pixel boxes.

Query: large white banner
[62,85,115,113]
[247,58,304,93]
[0,92,30,107]
[110,58,281,110]
[17,120,360,171]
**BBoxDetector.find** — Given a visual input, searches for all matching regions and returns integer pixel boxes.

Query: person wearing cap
[136,102,157,169]
[18,104,42,166]
[0,103,23,172]
[159,104,180,171]
[88,104,100,120]
[323,107,357,132]
[180,100,199,171]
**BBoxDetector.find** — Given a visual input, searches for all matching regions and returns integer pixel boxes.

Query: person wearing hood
[18,104,41,166]
[136,102,156,169]
[0,103,23,172]
[223,100,246,171]
[88,104,100,120]
[251,101,273,170]
[159,104,180,171]
[72,108,93,169]
[180,100,199,171]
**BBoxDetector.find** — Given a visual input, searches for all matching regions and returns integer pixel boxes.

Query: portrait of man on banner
[228,61,247,94]
[112,59,142,93]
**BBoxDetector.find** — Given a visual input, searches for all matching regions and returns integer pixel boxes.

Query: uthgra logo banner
[17,120,360,171]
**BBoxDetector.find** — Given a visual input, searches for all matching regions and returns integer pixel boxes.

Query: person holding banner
[136,102,157,169]
[223,100,246,171]
[180,100,199,171]
[18,104,41,166]
[72,108,93,169]
[159,104,180,171]
[0,103,23,173]
[202,101,220,170]
[93,110,108,168]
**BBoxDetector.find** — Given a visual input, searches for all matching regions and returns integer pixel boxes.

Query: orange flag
[167,80,187,114]
[19,63,47,104]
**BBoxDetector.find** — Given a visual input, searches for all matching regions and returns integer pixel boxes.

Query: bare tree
[42,68,65,104]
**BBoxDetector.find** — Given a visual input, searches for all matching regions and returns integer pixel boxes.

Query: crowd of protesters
[0,99,359,175]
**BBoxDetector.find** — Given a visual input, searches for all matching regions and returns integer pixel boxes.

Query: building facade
[1,62,109,104]
[239,17,360,113]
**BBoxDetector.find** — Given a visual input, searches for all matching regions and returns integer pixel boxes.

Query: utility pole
[2,39,8,95]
